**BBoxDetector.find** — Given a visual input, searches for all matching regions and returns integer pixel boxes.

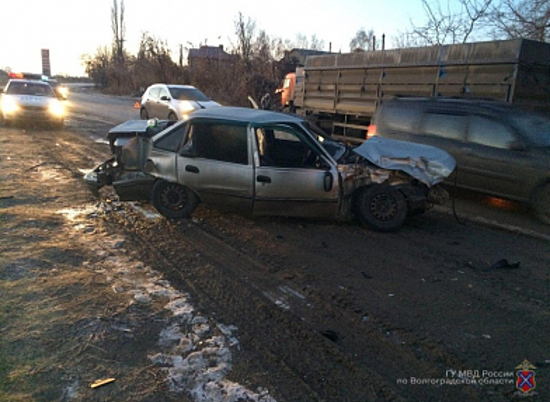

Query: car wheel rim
[369,193,398,221]
[161,184,187,211]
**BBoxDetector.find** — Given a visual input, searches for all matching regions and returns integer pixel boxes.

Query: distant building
[187,45,238,71]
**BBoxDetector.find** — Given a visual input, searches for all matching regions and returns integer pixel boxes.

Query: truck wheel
[355,184,408,232]
[151,180,198,219]
[532,183,550,225]
[140,108,149,120]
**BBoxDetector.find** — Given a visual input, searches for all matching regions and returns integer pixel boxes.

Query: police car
[1,78,65,128]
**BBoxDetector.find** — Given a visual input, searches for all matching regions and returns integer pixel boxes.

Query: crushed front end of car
[84,119,176,200]
[331,136,456,231]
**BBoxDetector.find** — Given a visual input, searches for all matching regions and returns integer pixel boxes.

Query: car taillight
[366,124,377,139]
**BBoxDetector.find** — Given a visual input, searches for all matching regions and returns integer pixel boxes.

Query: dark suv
[367,97,550,223]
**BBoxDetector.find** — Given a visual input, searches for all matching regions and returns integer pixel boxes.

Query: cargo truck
[278,39,550,142]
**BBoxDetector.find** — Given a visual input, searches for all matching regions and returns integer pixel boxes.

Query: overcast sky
[1,0,440,77]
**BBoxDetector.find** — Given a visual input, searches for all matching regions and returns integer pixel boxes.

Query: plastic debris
[91,378,116,389]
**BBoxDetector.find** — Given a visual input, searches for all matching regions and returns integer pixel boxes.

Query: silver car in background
[85,107,455,231]
[139,84,220,121]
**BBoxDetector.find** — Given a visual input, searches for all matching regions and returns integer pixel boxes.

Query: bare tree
[490,0,550,42]
[349,28,376,51]
[411,0,493,45]
[234,12,256,64]
[294,34,325,50]
[111,0,125,64]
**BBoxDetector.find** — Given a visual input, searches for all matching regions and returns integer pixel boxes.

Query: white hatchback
[139,84,220,121]
[1,79,64,128]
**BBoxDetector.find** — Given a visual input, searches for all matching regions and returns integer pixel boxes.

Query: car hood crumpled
[353,136,456,187]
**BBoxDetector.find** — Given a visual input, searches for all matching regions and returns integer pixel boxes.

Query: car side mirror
[160,95,171,101]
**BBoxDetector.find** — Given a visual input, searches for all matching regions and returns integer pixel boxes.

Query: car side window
[421,113,466,140]
[154,124,186,152]
[255,126,318,168]
[149,87,161,100]
[468,116,516,149]
[181,122,249,165]
[159,88,170,100]
[381,106,422,132]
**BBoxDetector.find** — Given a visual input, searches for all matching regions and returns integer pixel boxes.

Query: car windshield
[511,112,550,147]
[7,81,54,97]
[301,121,349,161]
[168,87,210,102]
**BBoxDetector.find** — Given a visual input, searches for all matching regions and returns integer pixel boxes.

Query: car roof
[8,79,50,86]
[190,107,305,125]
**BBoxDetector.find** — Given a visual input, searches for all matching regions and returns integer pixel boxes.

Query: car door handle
[185,165,200,174]
[257,175,271,183]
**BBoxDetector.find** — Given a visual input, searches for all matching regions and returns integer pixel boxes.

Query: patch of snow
[57,203,277,402]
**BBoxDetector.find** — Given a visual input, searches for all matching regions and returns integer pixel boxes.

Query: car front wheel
[151,180,198,219]
[355,184,408,232]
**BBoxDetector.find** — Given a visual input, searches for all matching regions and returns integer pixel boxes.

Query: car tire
[168,112,178,121]
[151,180,199,219]
[532,183,550,225]
[355,184,408,232]
[140,108,149,120]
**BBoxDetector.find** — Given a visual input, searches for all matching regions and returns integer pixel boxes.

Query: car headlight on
[49,101,64,117]
[58,87,69,99]
[2,97,19,114]
[179,100,197,113]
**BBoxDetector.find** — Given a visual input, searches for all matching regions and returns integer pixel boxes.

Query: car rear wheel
[140,108,149,120]
[355,184,408,232]
[168,112,178,121]
[151,180,198,219]
[532,183,550,225]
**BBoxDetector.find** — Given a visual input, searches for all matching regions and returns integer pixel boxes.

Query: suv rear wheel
[355,184,408,232]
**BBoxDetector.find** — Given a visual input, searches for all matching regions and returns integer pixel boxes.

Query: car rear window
[169,87,210,102]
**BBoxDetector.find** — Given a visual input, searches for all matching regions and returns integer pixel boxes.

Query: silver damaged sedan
[85,107,455,231]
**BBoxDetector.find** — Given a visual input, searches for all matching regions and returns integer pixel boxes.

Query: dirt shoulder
[0,121,275,402]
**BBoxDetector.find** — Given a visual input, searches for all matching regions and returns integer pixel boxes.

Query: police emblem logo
[516,360,536,393]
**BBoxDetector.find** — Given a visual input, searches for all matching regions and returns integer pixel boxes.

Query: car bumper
[84,159,155,201]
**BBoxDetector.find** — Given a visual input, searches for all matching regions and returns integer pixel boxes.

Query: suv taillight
[366,124,377,139]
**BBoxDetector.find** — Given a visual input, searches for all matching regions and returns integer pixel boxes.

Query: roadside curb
[433,206,550,242]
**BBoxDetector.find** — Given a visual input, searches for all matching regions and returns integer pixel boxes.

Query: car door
[461,115,532,199]
[252,125,340,218]
[175,120,254,213]
[145,87,161,117]
[157,86,172,118]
